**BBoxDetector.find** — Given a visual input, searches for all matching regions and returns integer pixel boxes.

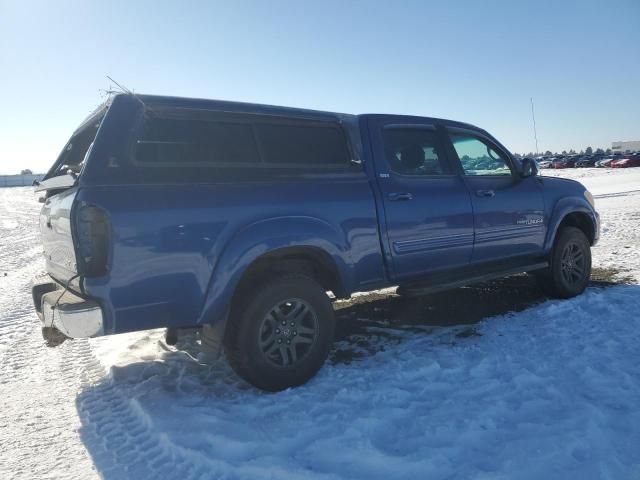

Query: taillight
[74,204,109,276]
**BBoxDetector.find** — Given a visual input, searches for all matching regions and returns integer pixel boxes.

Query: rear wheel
[535,226,591,298]
[224,274,335,391]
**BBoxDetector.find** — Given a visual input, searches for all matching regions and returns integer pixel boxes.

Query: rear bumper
[32,275,104,338]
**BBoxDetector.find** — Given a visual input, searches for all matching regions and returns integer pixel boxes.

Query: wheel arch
[557,212,596,244]
[232,245,345,301]
[197,216,353,327]
[545,198,598,251]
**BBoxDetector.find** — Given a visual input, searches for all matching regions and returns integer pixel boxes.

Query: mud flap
[200,322,226,362]
[41,326,68,347]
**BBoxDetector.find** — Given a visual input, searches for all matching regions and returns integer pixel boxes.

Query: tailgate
[40,186,79,284]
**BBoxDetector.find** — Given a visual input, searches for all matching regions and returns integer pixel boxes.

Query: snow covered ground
[1,168,640,480]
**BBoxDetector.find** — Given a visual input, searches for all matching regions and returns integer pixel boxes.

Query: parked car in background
[596,156,616,167]
[610,156,640,168]
[576,157,597,168]
[552,157,576,169]
[537,159,552,169]
[31,93,600,391]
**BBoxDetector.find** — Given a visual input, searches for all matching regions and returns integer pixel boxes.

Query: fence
[0,174,45,187]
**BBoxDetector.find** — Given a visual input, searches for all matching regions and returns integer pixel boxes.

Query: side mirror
[521,157,539,178]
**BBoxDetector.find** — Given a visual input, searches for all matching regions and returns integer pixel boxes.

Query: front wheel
[535,226,591,298]
[224,274,335,392]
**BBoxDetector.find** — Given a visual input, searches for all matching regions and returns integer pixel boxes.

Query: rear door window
[382,127,450,176]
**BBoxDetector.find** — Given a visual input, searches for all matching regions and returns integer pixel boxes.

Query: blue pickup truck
[32,93,599,391]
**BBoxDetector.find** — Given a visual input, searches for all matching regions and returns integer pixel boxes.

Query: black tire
[535,226,591,298]
[224,274,335,392]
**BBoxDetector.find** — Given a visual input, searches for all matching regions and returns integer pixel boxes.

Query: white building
[0,174,44,187]
[612,140,640,153]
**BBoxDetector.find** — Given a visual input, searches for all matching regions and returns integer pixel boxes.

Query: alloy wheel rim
[258,299,318,367]
[560,242,586,285]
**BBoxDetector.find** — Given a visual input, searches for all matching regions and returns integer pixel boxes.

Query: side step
[397,261,549,297]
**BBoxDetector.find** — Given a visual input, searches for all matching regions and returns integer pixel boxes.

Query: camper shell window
[134,112,350,170]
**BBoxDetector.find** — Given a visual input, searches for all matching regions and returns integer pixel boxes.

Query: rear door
[444,128,546,263]
[368,117,474,281]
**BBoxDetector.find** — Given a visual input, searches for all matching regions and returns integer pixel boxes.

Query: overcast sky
[1,0,639,174]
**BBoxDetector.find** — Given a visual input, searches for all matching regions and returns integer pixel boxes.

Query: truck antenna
[530,97,539,155]
[106,75,133,95]
[104,75,153,114]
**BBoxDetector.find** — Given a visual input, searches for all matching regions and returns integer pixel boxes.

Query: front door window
[450,134,511,176]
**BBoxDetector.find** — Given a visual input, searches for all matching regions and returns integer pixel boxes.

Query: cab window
[450,133,511,176]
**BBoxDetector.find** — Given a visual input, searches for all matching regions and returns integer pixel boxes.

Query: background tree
[595,148,604,154]
[606,148,612,155]
[20,169,33,175]
[585,146,593,155]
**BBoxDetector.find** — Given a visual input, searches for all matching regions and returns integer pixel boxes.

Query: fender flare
[197,216,353,325]
[544,197,598,252]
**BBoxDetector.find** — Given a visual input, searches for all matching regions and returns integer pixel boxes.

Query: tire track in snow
[0,325,200,480]
[0,256,47,366]
[72,339,217,480]
[594,189,640,199]
[0,330,99,480]
[0,187,45,361]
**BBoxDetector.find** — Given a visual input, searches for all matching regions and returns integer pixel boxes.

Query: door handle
[476,189,495,198]
[388,192,413,201]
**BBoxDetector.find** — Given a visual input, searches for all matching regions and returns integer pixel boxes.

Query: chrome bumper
[32,275,104,339]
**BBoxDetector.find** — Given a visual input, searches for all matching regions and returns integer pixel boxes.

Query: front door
[368,118,475,281]
[445,128,546,263]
